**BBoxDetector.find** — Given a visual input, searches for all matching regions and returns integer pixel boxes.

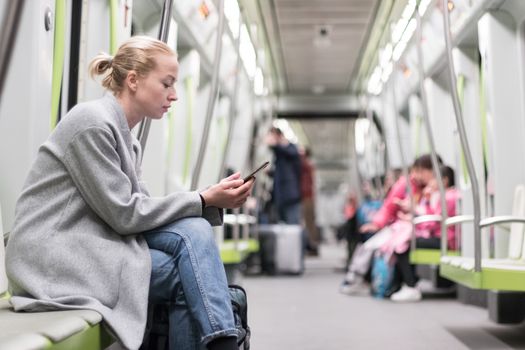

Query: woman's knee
[174,217,215,247]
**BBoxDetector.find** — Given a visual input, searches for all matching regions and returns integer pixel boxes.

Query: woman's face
[135,53,178,119]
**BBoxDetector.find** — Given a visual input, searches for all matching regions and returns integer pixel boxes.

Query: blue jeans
[277,202,302,224]
[145,217,237,349]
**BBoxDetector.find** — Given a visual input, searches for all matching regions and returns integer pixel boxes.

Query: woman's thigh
[149,248,183,304]
[145,217,215,255]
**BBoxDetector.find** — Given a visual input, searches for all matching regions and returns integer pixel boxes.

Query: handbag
[140,285,251,349]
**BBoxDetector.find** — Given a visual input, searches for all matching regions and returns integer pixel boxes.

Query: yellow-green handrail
[50,0,66,129]
[109,0,118,54]
[182,77,194,186]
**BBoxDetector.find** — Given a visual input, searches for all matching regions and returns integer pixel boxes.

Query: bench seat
[0,298,114,350]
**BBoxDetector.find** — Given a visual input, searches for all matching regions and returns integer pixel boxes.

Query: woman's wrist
[199,193,207,211]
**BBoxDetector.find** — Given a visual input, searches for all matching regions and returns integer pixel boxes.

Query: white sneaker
[339,276,369,295]
[390,285,422,302]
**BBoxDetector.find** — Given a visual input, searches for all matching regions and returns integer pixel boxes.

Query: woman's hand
[200,172,255,209]
[393,198,411,213]
[359,223,379,233]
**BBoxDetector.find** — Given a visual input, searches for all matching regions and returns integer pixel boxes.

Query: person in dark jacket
[265,127,302,224]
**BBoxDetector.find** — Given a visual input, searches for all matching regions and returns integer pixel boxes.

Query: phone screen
[243,161,270,182]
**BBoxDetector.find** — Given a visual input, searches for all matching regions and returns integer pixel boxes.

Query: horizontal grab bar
[479,215,525,228]
[413,214,442,225]
[444,215,474,227]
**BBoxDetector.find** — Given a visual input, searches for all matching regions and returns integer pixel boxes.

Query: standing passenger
[265,127,302,224]
[299,146,320,256]
[6,36,253,350]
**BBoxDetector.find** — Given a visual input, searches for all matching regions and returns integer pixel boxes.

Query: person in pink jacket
[359,154,438,234]
[389,165,458,302]
[340,154,438,295]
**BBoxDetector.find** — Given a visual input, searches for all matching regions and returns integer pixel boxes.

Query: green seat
[440,256,525,291]
[409,214,459,265]
[247,238,259,254]
[410,248,459,265]
[0,205,115,350]
[0,298,114,350]
[440,185,525,291]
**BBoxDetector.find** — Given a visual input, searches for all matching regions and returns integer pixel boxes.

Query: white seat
[442,256,525,272]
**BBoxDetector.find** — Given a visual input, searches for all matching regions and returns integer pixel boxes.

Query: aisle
[242,243,525,350]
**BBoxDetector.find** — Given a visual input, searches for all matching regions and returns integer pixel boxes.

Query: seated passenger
[337,182,381,271]
[339,155,437,295]
[5,36,253,350]
[389,165,458,302]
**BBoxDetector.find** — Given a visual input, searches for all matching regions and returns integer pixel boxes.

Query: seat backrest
[509,185,525,259]
[0,203,7,294]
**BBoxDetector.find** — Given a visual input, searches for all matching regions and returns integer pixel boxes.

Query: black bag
[140,303,169,350]
[229,284,251,349]
[140,285,251,350]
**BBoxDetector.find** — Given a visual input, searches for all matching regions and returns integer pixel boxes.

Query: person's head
[270,127,283,138]
[411,154,442,187]
[362,180,373,199]
[299,146,312,158]
[384,168,402,193]
[440,165,455,188]
[89,36,178,123]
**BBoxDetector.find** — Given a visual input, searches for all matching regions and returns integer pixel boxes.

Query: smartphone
[243,161,270,182]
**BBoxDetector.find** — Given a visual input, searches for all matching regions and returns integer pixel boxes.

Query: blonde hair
[89,36,176,93]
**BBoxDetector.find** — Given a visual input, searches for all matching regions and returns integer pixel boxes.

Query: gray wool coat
[5,93,222,350]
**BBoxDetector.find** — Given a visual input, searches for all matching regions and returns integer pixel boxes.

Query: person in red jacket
[299,146,320,256]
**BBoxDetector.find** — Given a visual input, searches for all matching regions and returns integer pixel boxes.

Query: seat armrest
[479,215,525,229]
[445,215,474,227]
[413,214,442,225]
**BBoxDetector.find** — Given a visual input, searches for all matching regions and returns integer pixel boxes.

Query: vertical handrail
[415,9,448,255]
[365,110,384,199]
[389,76,416,250]
[219,15,243,180]
[191,0,226,189]
[50,0,66,129]
[137,0,174,156]
[441,0,481,271]
[109,0,118,54]
[0,0,25,107]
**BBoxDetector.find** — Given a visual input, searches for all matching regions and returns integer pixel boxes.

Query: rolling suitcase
[258,224,304,275]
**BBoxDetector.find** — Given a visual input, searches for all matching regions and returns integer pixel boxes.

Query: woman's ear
[126,71,138,92]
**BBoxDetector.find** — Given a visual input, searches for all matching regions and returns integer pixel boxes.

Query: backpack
[370,253,394,299]
[140,285,250,349]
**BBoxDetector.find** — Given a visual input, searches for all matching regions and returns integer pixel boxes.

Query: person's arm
[271,144,298,159]
[63,127,221,234]
[371,177,407,229]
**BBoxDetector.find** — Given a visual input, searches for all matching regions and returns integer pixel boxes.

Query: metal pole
[0,0,25,107]
[441,0,482,271]
[389,75,416,251]
[365,109,385,199]
[137,0,174,155]
[191,0,226,189]
[415,9,448,255]
[219,15,243,180]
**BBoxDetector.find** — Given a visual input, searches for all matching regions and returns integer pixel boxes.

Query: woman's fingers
[221,172,241,183]
[220,179,244,189]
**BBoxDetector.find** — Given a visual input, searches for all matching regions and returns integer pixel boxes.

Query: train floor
[242,242,525,350]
